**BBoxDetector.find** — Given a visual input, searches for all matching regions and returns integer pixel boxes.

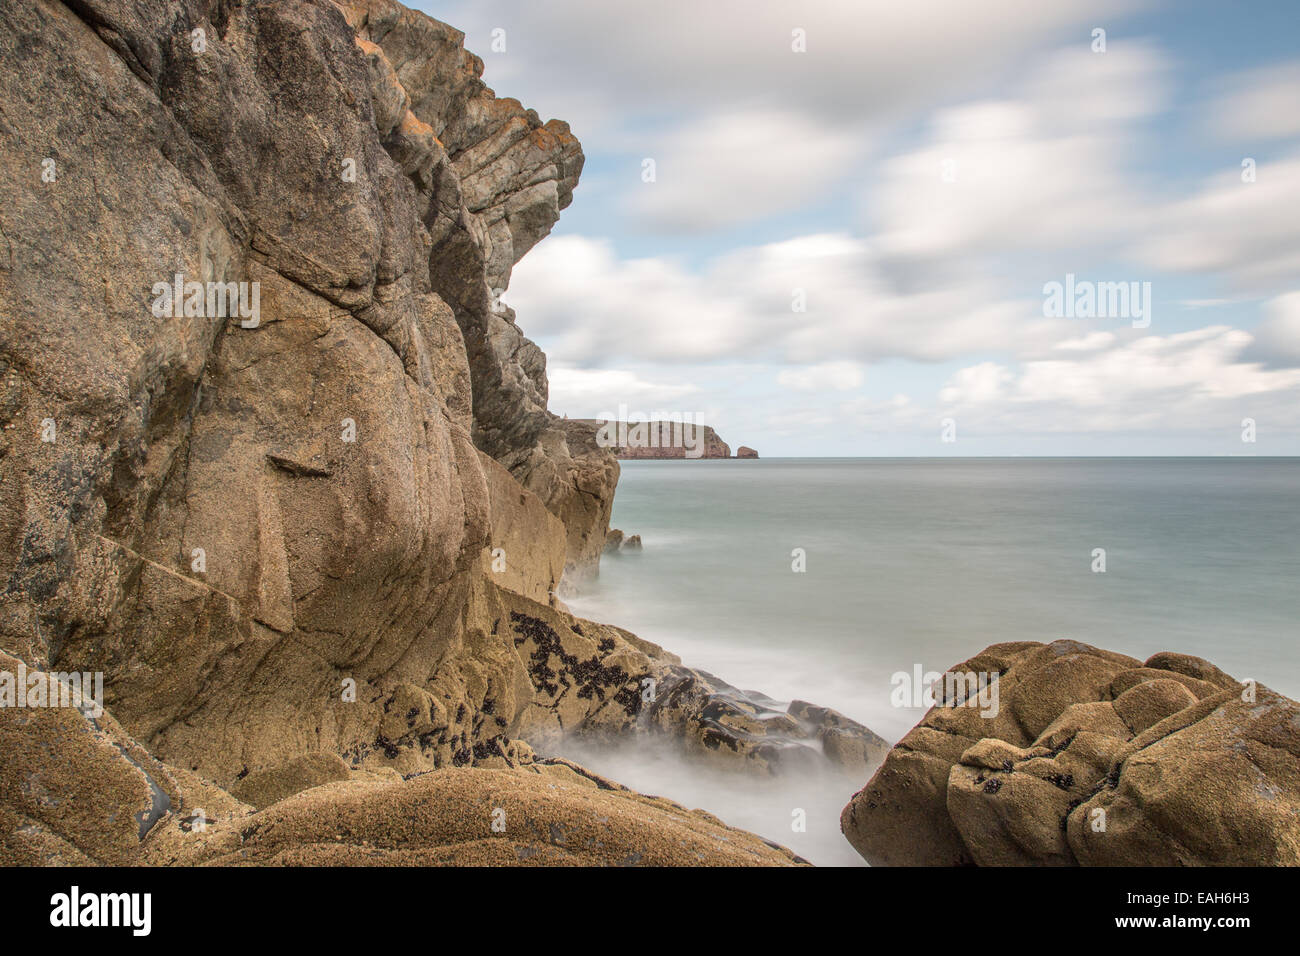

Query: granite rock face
[0,0,623,783]
[0,0,858,866]
[525,417,619,581]
[339,1,617,580]
[841,640,1300,866]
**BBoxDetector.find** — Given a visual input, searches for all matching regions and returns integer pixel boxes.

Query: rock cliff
[340,0,618,581]
[0,0,865,866]
[0,0,606,784]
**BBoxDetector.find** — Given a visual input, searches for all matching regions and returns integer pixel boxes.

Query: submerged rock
[841,640,1300,866]
[602,530,641,555]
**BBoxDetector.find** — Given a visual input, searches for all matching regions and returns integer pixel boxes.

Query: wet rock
[1,656,801,866]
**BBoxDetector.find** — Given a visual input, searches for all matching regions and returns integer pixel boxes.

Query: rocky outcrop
[523,417,619,580]
[0,0,869,867]
[0,653,802,866]
[841,640,1300,866]
[179,767,806,866]
[480,450,566,607]
[736,446,759,459]
[0,0,625,784]
[646,675,889,776]
[339,1,617,580]
[603,529,642,554]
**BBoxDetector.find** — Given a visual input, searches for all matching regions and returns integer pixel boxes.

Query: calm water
[560,457,1300,865]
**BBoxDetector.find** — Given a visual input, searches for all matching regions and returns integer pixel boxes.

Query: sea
[556,457,1300,866]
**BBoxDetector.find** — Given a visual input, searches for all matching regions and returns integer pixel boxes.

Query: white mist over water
[564,457,1300,865]
[550,735,868,866]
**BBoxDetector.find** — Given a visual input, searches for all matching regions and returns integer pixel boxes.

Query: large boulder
[841,640,1299,866]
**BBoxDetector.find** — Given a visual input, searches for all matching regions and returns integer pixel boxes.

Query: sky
[422,0,1300,456]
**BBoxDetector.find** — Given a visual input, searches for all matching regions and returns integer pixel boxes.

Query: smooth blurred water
[559,457,1300,864]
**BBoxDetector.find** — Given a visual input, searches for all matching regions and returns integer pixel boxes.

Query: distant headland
[571,419,758,459]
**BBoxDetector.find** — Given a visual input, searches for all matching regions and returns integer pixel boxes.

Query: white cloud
[870,44,1166,263]
[1135,153,1300,293]
[938,326,1300,431]
[507,233,1072,369]
[547,366,702,416]
[435,0,1146,130]
[429,0,1148,233]
[939,362,1016,405]
[502,236,749,363]
[1208,61,1300,142]
[1244,292,1300,367]
[1054,331,1117,352]
[622,110,866,233]
[777,361,865,391]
